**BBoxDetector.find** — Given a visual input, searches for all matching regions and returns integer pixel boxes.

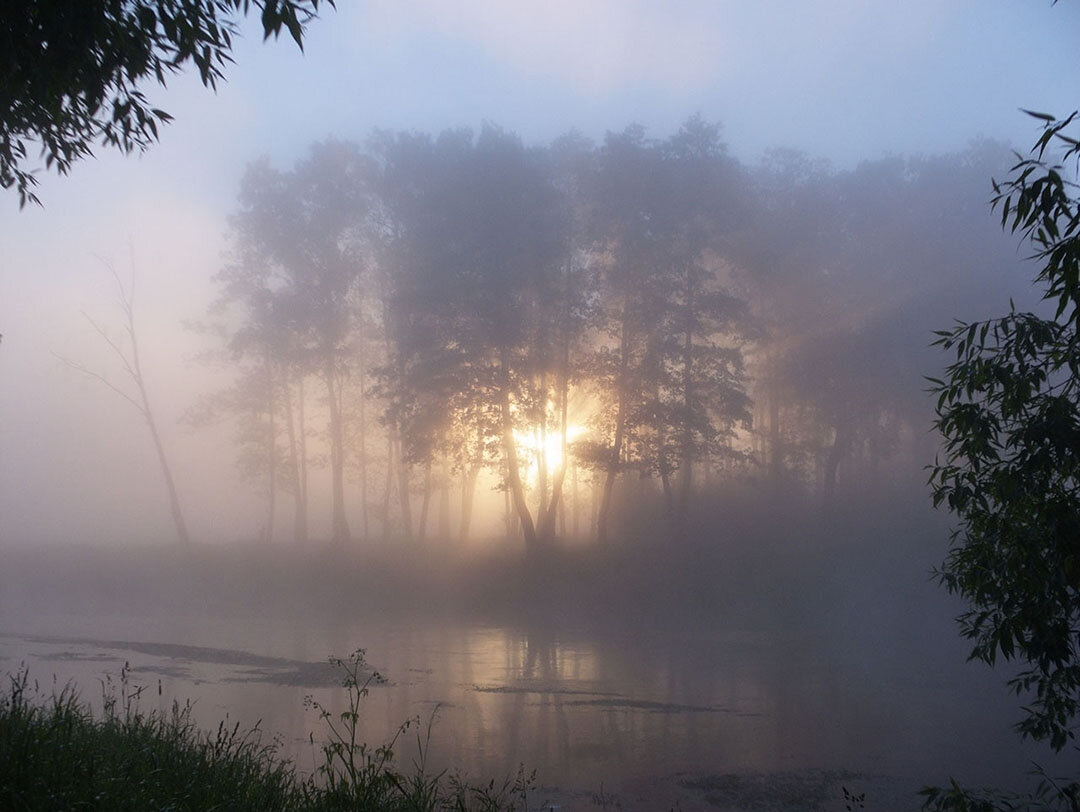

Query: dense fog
[1,2,1075,548]
[1,2,1078,809]
[0,128,1049,549]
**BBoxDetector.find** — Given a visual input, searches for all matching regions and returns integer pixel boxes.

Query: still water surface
[0,596,1056,810]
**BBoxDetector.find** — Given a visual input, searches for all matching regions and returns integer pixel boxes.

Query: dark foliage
[1,0,332,206]
[926,110,1080,807]
[0,655,527,811]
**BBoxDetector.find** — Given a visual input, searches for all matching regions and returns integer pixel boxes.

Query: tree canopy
[0,0,332,206]
[195,121,1018,551]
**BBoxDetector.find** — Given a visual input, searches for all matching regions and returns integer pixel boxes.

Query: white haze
[0,0,1077,546]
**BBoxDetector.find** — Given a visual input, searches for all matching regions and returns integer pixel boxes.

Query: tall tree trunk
[597,301,631,544]
[283,374,307,544]
[127,302,190,546]
[538,375,549,521]
[382,432,394,538]
[396,434,413,540]
[538,306,572,543]
[298,378,309,537]
[438,461,451,539]
[676,270,695,540]
[823,422,850,513]
[660,469,675,532]
[503,460,514,538]
[265,355,276,544]
[537,464,566,540]
[499,355,538,551]
[144,404,191,545]
[357,368,369,540]
[590,475,599,537]
[459,464,480,541]
[417,462,431,542]
[571,459,579,539]
[767,354,782,487]
[676,462,692,540]
[67,271,191,544]
[325,367,350,545]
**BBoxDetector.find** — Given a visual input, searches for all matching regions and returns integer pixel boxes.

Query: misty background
[0,1,1076,546]
[1,2,1079,808]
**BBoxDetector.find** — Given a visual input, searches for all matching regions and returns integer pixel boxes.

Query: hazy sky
[0,0,1077,545]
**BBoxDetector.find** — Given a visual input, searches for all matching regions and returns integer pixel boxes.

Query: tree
[374,126,568,552]
[60,265,191,545]
[212,145,370,546]
[925,110,1080,806]
[648,117,752,538]
[584,124,666,544]
[202,161,315,544]
[583,119,751,542]
[2,0,332,206]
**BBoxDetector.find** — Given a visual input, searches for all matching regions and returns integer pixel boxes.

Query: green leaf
[1022,109,1058,122]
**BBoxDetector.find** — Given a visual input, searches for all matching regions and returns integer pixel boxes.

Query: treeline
[194,117,1022,551]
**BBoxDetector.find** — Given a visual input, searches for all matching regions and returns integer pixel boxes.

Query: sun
[513,423,585,484]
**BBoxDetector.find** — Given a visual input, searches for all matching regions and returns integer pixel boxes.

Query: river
[0,536,1062,810]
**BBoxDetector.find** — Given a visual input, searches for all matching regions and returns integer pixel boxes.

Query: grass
[0,652,532,812]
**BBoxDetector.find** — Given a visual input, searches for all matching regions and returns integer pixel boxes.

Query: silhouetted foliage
[1,0,332,206]
[926,110,1080,807]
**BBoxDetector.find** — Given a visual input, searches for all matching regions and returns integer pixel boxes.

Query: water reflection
[0,607,1060,805]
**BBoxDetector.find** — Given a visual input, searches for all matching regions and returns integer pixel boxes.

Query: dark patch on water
[679,769,863,810]
[471,683,625,698]
[474,683,742,714]
[129,663,192,679]
[31,650,120,663]
[6,633,374,689]
[221,661,343,687]
[562,698,727,713]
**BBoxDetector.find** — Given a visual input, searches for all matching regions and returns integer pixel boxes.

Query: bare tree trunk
[64,270,191,545]
[675,271,695,541]
[538,311,572,543]
[538,376,549,521]
[417,462,431,542]
[298,378,309,537]
[265,355,276,544]
[559,488,566,538]
[571,459,579,539]
[459,463,481,541]
[660,469,675,531]
[283,374,307,544]
[503,460,513,538]
[396,435,413,541]
[676,462,692,539]
[499,355,538,551]
[597,401,625,544]
[144,400,191,545]
[823,422,850,513]
[325,367,350,545]
[439,461,451,539]
[768,354,782,488]
[382,432,395,538]
[597,301,630,545]
[358,368,369,540]
[590,475,599,537]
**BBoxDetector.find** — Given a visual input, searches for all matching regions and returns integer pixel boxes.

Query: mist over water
[2,2,1077,809]
[0,503,1065,809]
